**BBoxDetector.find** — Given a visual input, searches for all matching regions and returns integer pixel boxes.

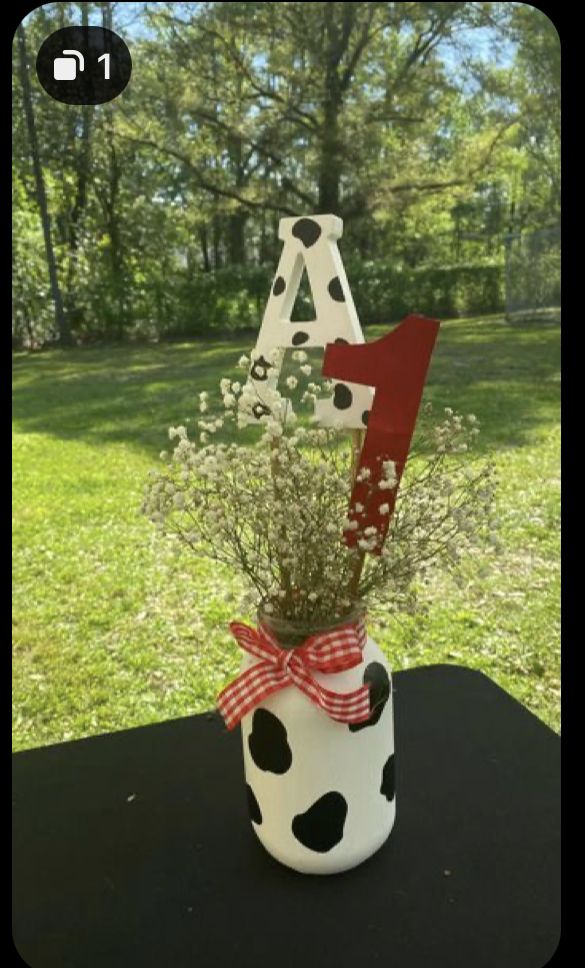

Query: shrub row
[139,261,504,339]
[14,261,505,346]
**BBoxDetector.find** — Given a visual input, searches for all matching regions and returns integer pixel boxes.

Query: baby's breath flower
[144,354,496,625]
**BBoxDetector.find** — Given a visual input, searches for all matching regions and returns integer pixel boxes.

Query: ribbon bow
[217,619,371,730]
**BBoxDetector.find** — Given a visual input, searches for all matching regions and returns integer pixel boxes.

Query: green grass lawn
[12,315,560,750]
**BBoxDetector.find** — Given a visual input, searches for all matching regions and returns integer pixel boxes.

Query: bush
[344,260,504,324]
[12,258,504,348]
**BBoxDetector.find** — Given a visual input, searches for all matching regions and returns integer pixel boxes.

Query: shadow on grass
[12,315,560,456]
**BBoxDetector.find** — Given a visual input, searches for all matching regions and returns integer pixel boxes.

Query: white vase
[239,612,395,875]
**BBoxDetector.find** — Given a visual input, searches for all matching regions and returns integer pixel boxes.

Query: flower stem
[348,429,366,599]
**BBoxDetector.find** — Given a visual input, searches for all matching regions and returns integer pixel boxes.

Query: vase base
[252,807,395,876]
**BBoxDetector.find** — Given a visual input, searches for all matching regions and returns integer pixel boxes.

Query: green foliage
[95,261,506,338]
[346,260,504,322]
[12,2,559,346]
[12,170,55,347]
[505,228,560,317]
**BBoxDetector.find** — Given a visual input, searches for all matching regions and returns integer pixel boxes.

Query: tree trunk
[199,226,211,272]
[317,4,346,214]
[227,211,247,265]
[318,95,341,213]
[106,142,126,338]
[259,208,267,265]
[212,214,222,269]
[64,3,92,331]
[102,2,128,338]
[16,23,71,345]
[226,127,247,264]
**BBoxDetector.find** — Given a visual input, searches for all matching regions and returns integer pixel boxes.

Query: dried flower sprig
[142,351,497,624]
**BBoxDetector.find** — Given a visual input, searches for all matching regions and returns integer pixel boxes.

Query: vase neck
[257,607,366,651]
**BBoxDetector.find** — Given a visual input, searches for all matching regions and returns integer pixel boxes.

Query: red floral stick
[322,314,440,555]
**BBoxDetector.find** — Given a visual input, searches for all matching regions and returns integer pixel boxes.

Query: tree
[16,21,70,344]
[12,2,559,344]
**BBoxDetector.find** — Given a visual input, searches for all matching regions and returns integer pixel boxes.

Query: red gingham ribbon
[217,618,371,730]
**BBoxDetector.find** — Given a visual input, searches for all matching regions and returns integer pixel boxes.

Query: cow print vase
[240,625,395,874]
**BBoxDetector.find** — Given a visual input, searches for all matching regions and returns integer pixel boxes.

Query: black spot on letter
[380,754,395,802]
[333,383,353,410]
[292,218,322,248]
[246,783,263,823]
[328,277,345,301]
[349,662,391,733]
[251,402,271,420]
[248,708,292,774]
[273,276,286,296]
[361,409,370,426]
[292,331,309,346]
[292,792,347,852]
[250,355,272,381]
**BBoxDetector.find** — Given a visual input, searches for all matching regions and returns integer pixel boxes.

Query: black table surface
[13,664,560,968]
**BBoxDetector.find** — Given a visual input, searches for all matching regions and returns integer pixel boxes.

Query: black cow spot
[246,783,263,824]
[334,337,348,344]
[361,409,370,426]
[380,754,395,802]
[333,383,353,410]
[292,792,347,852]
[292,218,322,248]
[328,277,345,301]
[272,276,286,296]
[251,402,271,420]
[292,331,309,346]
[250,356,272,381]
[349,662,391,733]
[248,708,292,774]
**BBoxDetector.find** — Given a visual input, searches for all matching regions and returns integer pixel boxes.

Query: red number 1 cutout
[322,314,440,554]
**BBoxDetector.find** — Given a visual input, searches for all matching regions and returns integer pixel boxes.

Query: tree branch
[118,132,299,215]
[386,119,519,195]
